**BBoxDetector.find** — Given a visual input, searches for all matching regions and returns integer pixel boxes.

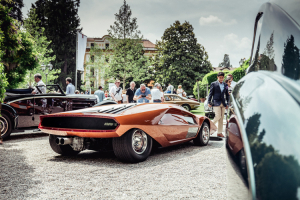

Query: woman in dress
[105,90,109,98]
[177,85,184,97]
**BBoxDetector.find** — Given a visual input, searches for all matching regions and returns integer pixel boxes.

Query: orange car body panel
[39,103,217,147]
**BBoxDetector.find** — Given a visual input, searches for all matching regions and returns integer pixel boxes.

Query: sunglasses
[141,89,146,91]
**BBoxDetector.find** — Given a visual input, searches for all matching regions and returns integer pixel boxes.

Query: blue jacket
[208,81,230,106]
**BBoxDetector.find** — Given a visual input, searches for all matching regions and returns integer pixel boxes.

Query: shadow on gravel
[7,132,48,141]
[48,138,224,170]
[0,145,41,199]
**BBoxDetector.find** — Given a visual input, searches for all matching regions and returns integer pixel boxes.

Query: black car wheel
[182,104,191,111]
[113,129,152,163]
[0,113,12,140]
[49,134,80,156]
[193,122,210,146]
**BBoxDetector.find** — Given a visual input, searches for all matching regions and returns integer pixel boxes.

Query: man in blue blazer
[208,72,230,137]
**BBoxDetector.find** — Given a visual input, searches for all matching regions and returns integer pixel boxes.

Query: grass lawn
[190,103,205,116]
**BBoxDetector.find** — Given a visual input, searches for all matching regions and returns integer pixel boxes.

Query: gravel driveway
[0,131,228,200]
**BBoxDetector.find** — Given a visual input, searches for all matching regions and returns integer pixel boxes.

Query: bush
[193,81,207,98]
[192,58,250,97]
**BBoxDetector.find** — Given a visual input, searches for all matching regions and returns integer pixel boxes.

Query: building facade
[82,35,157,92]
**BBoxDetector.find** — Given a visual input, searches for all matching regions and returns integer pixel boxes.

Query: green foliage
[107,0,152,90]
[0,0,24,22]
[0,18,9,103]
[0,63,8,102]
[18,8,58,88]
[0,4,39,88]
[82,45,106,91]
[154,20,212,95]
[31,0,81,89]
[193,58,250,97]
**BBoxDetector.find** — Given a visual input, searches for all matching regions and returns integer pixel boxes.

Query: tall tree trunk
[63,54,68,73]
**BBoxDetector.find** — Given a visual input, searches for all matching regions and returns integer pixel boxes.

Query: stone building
[81,35,157,91]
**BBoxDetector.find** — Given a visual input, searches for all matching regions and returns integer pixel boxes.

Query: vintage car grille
[41,117,118,130]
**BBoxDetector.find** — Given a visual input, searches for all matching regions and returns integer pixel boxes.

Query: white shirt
[231,81,237,88]
[33,80,46,94]
[177,88,183,97]
[66,83,75,94]
[110,85,123,101]
[122,94,127,102]
[151,88,163,100]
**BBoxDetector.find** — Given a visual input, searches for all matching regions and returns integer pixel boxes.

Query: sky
[22,0,267,68]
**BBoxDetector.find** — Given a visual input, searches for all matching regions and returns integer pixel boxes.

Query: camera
[141,94,146,98]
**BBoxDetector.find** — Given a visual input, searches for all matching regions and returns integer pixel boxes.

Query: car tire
[49,134,80,156]
[239,148,247,179]
[112,129,152,163]
[0,113,12,140]
[193,122,210,146]
[182,104,191,111]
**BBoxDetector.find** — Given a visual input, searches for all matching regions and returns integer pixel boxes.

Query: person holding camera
[133,84,151,103]
[110,79,123,104]
[207,72,230,138]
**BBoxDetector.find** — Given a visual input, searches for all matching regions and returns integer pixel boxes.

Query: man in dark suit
[208,72,230,137]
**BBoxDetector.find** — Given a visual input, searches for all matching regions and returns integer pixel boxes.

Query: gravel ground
[0,126,233,200]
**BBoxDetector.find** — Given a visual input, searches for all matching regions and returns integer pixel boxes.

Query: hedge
[193,58,250,98]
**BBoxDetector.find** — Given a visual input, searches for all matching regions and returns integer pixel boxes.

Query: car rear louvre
[98,104,136,114]
[41,117,118,130]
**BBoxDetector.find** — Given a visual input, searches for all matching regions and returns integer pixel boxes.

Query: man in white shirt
[32,73,46,94]
[167,83,174,94]
[151,83,163,103]
[66,77,75,94]
[227,74,237,88]
[110,79,123,104]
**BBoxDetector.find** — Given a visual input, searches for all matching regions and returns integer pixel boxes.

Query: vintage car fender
[1,103,18,129]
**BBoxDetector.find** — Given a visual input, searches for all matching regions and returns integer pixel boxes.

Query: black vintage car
[226,0,300,199]
[0,85,99,139]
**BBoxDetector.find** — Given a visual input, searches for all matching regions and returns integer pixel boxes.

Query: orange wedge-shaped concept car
[39,103,217,163]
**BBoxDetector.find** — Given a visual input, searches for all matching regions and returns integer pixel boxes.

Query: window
[173,96,182,101]
[91,43,94,47]
[183,115,196,125]
[91,55,94,63]
[165,96,172,101]
[105,43,109,49]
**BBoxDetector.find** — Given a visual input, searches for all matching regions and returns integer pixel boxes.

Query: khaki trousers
[213,103,226,134]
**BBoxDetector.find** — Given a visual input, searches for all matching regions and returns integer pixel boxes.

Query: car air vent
[98,104,136,114]
[41,117,118,130]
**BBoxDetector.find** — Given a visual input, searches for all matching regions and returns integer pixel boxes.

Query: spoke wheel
[202,125,210,144]
[132,130,148,154]
[0,113,12,140]
[182,104,191,111]
[113,129,153,163]
[193,122,210,146]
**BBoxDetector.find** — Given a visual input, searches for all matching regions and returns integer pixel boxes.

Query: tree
[0,4,39,88]
[0,16,9,103]
[218,54,232,69]
[82,44,106,91]
[0,0,24,22]
[17,8,59,88]
[31,0,82,89]
[154,20,213,94]
[282,35,300,80]
[107,0,152,90]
